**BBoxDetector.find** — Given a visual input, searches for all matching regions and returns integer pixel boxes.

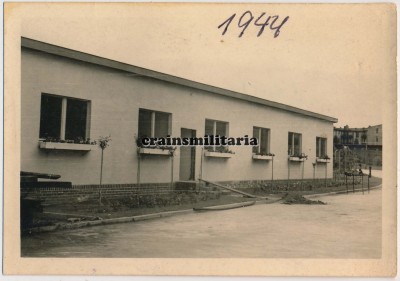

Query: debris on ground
[282,194,326,205]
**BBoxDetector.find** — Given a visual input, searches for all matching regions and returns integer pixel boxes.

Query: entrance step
[175,181,198,191]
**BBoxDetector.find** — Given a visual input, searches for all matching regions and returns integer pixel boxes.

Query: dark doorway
[179,128,196,180]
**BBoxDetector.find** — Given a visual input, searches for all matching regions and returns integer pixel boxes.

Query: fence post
[361,174,364,194]
[301,160,304,190]
[271,157,274,189]
[368,166,371,193]
[170,154,174,190]
[137,151,141,188]
[287,158,290,189]
[199,147,204,180]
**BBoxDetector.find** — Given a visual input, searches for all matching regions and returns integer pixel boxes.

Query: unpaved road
[22,188,381,258]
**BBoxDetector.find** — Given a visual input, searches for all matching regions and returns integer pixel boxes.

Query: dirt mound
[282,194,326,205]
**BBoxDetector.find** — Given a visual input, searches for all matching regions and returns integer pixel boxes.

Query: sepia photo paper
[3,2,397,277]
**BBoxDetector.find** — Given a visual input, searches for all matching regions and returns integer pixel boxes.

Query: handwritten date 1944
[218,11,289,38]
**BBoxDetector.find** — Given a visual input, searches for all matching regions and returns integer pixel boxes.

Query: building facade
[334,124,382,146]
[333,124,382,168]
[366,124,382,146]
[21,38,337,186]
[334,125,367,145]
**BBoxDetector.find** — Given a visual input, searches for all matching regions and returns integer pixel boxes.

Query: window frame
[288,132,302,156]
[316,137,328,158]
[205,119,229,138]
[204,118,229,152]
[39,93,91,141]
[138,108,172,139]
[252,126,270,155]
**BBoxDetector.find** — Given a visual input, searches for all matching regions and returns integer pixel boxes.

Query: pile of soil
[282,194,326,205]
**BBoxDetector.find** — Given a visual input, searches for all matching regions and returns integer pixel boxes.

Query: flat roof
[22,37,337,123]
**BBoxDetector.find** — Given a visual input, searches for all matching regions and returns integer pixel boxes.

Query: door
[179,128,196,180]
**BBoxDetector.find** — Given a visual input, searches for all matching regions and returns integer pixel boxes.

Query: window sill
[316,158,330,163]
[138,147,172,156]
[252,154,274,160]
[288,156,307,162]
[39,141,95,151]
[204,151,233,158]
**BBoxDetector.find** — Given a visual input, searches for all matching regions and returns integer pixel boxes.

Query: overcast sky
[17,3,396,128]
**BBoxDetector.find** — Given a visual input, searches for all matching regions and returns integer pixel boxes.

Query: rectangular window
[252,127,270,155]
[39,93,90,141]
[138,108,171,139]
[205,119,228,137]
[316,137,327,158]
[205,119,228,151]
[288,132,302,155]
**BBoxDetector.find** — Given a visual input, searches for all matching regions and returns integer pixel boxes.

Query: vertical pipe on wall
[99,148,104,204]
[137,152,141,188]
[301,160,304,190]
[313,163,316,185]
[199,147,204,180]
[271,157,274,188]
[100,149,104,185]
[287,159,290,189]
[170,154,174,190]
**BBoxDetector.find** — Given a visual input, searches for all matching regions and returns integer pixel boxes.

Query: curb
[24,209,194,234]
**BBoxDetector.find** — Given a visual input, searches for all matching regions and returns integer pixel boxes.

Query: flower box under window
[138,147,172,156]
[289,156,307,162]
[252,153,274,160]
[39,141,95,151]
[316,157,330,163]
[204,151,233,158]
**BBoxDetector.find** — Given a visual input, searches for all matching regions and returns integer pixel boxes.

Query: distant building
[366,124,382,146]
[334,124,382,146]
[333,124,382,167]
[334,125,367,145]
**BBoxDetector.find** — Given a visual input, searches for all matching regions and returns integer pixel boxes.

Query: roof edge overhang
[21,37,338,123]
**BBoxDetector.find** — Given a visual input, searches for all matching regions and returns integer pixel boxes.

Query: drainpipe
[301,160,304,190]
[199,147,204,180]
[287,157,290,189]
[137,151,141,188]
[170,152,174,190]
[271,156,274,188]
[312,163,316,185]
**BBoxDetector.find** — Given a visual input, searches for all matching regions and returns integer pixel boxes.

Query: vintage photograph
[4,2,397,276]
